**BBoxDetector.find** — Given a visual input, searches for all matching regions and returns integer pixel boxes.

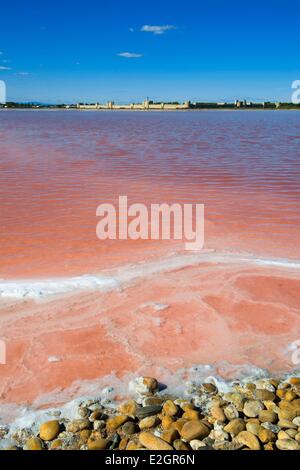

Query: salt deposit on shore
[1,375,300,451]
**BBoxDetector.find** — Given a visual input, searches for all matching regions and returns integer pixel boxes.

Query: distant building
[77,100,191,110]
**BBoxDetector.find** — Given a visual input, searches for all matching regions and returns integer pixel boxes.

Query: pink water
[0,109,300,407]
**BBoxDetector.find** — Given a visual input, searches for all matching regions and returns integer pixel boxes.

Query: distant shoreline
[1,107,300,112]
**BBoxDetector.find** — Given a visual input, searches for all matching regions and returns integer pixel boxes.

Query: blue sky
[0,0,299,103]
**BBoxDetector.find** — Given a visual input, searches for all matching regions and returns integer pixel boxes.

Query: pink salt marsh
[0,110,300,406]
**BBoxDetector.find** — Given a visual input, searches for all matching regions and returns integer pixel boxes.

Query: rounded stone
[285,390,297,402]
[258,428,276,443]
[87,437,108,450]
[254,389,275,401]
[224,418,245,436]
[293,416,300,426]
[89,409,103,422]
[278,419,297,429]
[290,377,300,385]
[127,440,142,450]
[236,431,261,450]
[202,383,217,393]
[24,437,44,450]
[243,400,264,418]
[119,437,129,450]
[161,415,174,430]
[79,429,92,443]
[129,376,158,396]
[182,409,199,421]
[258,409,277,423]
[50,439,63,450]
[224,392,245,411]
[160,429,179,444]
[190,439,207,450]
[246,422,262,436]
[66,418,91,433]
[139,416,158,430]
[224,404,239,420]
[139,432,173,450]
[118,400,137,418]
[275,438,300,450]
[173,418,187,433]
[106,415,128,433]
[180,420,210,441]
[39,420,60,441]
[173,439,189,450]
[162,400,178,417]
[210,404,226,422]
[122,421,138,435]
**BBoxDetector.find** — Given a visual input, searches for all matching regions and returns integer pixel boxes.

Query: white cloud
[117,52,143,58]
[15,71,30,76]
[0,66,11,70]
[140,25,176,35]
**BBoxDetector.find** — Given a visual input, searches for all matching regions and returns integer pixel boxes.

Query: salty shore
[1,375,300,450]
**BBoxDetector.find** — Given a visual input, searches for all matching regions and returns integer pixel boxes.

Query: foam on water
[1,250,300,300]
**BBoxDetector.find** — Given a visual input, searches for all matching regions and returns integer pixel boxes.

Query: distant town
[1,99,300,110]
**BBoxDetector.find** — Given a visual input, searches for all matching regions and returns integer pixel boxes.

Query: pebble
[182,409,199,421]
[290,377,300,385]
[180,420,210,441]
[243,400,264,418]
[50,439,63,450]
[236,431,261,450]
[224,418,245,436]
[89,409,103,422]
[223,392,245,411]
[87,437,108,450]
[160,429,178,444]
[189,439,207,450]
[254,389,275,401]
[136,404,162,419]
[24,437,44,450]
[139,416,158,430]
[275,439,300,450]
[39,420,60,441]
[4,374,300,452]
[210,404,226,422]
[118,400,137,418]
[173,439,189,450]
[278,419,297,429]
[246,422,262,436]
[122,421,138,435]
[161,415,174,430]
[67,419,91,433]
[129,377,158,396]
[258,410,277,423]
[223,404,239,420]
[258,428,276,443]
[106,415,128,433]
[162,400,178,417]
[139,432,173,450]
